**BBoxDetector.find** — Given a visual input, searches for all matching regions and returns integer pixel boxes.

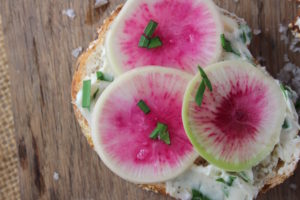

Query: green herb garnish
[97,71,114,82]
[195,66,213,107]
[280,84,288,99]
[92,88,99,99]
[138,20,162,49]
[237,171,251,183]
[241,31,247,44]
[148,37,162,48]
[239,24,252,42]
[220,34,240,56]
[216,176,236,187]
[144,20,158,38]
[82,80,91,109]
[137,100,150,114]
[192,189,211,200]
[150,123,167,139]
[150,123,170,145]
[195,80,206,107]
[282,119,289,129]
[160,131,170,145]
[138,35,150,48]
[198,66,212,91]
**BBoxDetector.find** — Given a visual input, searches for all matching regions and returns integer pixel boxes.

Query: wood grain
[0,0,299,199]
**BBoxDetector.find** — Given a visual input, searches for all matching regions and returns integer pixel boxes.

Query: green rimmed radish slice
[92,67,198,183]
[182,60,286,171]
[105,0,223,75]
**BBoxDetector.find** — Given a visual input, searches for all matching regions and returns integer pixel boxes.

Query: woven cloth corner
[0,17,21,200]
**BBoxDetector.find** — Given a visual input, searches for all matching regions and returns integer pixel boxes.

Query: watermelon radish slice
[91,67,198,183]
[182,60,286,171]
[105,0,223,75]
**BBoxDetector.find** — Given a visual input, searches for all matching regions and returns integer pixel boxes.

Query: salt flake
[53,172,60,181]
[72,47,83,58]
[62,9,76,19]
[95,0,109,8]
[253,29,261,35]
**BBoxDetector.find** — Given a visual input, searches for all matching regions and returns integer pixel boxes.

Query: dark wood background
[1,0,299,199]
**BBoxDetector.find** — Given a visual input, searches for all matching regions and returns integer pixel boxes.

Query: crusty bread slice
[71,4,300,198]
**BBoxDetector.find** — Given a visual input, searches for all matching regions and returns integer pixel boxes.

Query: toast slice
[71,4,300,198]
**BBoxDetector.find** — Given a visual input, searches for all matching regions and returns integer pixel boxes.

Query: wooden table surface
[1,0,299,199]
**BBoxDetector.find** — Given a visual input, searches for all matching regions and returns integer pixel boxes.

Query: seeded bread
[71,4,300,198]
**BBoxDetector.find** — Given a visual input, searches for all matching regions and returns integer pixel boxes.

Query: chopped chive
[198,66,212,91]
[280,84,288,99]
[92,88,99,99]
[237,171,250,183]
[148,37,162,49]
[97,71,114,82]
[241,31,247,44]
[159,131,170,145]
[144,20,158,38]
[137,100,150,114]
[239,24,252,42]
[216,176,236,187]
[97,71,104,80]
[150,123,167,139]
[227,176,236,186]
[149,123,170,145]
[282,119,289,129]
[192,189,212,200]
[216,178,227,185]
[220,34,240,56]
[82,80,91,109]
[150,128,160,139]
[138,35,150,48]
[195,80,206,107]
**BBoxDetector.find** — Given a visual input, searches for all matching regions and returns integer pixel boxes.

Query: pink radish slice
[106,0,223,75]
[182,61,286,171]
[92,67,198,183]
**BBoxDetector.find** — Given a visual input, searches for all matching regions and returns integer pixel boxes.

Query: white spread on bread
[74,7,300,200]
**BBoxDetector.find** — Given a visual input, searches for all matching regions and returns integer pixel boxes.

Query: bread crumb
[53,172,59,181]
[72,47,83,58]
[95,0,109,8]
[62,9,76,19]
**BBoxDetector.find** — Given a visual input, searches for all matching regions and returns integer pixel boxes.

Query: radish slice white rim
[182,60,286,171]
[91,67,199,183]
[105,0,223,75]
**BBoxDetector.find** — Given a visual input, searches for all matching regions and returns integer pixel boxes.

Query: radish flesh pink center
[106,0,222,74]
[183,61,286,171]
[92,67,198,183]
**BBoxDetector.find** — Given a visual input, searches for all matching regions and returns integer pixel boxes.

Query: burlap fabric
[0,17,21,200]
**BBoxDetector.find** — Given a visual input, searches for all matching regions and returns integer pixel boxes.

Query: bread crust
[71,4,299,198]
